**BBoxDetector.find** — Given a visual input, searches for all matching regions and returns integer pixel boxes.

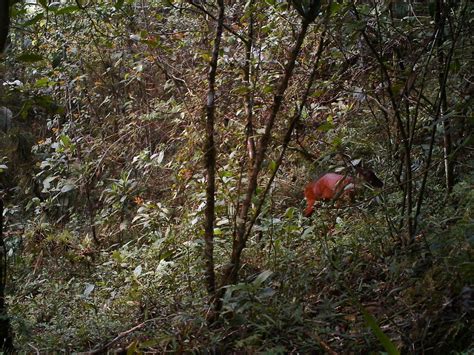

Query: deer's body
[304,167,383,217]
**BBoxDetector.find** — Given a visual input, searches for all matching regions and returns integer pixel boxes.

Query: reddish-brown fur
[304,173,355,217]
[304,167,383,217]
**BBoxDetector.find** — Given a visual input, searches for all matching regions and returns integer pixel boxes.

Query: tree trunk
[436,0,454,194]
[203,0,225,299]
[244,0,256,172]
[0,0,10,52]
[0,2,15,350]
[0,200,14,352]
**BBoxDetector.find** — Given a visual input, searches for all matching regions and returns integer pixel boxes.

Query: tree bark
[0,0,9,53]
[244,0,256,171]
[203,0,225,298]
[0,2,15,350]
[435,1,454,194]
[0,200,14,352]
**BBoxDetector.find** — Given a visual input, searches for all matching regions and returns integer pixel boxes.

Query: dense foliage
[0,0,472,352]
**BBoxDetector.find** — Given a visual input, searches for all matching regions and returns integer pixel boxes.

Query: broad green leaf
[311,89,324,98]
[16,53,44,63]
[115,0,125,10]
[42,175,58,192]
[329,1,342,15]
[263,85,274,94]
[55,6,79,15]
[269,160,277,173]
[60,135,71,147]
[126,340,138,355]
[317,121,334,132]
[284,207,295,219]
[201,52,212,63]
[301,226,314,238]
[233,86,251,95]
[360,306,400,355]
[112,250,123,263]
[22,13,44,27]
[140,339,158,347]
[253,270,273,286]
[35,78,55,88]
[60,183,75,193]
[331,136,342,148]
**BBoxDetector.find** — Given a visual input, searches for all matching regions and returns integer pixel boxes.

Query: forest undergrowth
[0,0,472,353]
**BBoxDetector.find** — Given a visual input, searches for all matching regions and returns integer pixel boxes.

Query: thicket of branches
[0,0,472,352]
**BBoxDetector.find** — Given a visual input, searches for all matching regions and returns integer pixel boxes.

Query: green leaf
[346,20,366,32]
[112,250,123,263]
[263,85,274,94]
[301,226,314,238]
[201,52,212,63]
[392,83,403,95]
[16,53,44,63]
[115,0,125,10]
[55,6,79,15]
[127,340,139,355]
[233,86,251,95]
[35,78,56,88]
[331,136,342,148]
[391,2,409,18]
[329,1,342,15]
[22,13,44,27]
[317,121,334,132]
[253,270,273,286]
[290,0,320,21]
[311,89,324,98]
[140,339,158,347]
[60,135,72,147]
[360,306,400,355]
[284,207,295,219]
[269,160,277,173]
[450,59,461,73]
[60,182,76,193]
[42,175,58,192]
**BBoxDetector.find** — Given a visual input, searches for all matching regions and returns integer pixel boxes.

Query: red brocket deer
[304,166,383,217]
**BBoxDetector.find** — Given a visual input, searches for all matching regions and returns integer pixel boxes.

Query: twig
[314,333,338,355]
[28,343,40,355]
[187,0,248,45]
[87,319,155,354]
